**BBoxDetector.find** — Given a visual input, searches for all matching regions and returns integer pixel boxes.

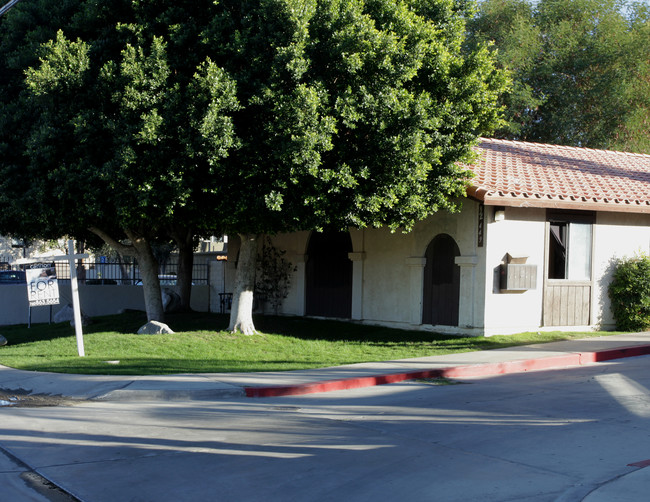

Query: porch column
[348,252,366,320]
[455,255,478,328]
[293,254,307,316]
[405,257,426,325]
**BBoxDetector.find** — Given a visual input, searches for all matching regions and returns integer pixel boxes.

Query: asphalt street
[1,354,650,501]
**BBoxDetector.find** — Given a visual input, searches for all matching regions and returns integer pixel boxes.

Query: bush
[255,236,294,315]
[608,254,650,331]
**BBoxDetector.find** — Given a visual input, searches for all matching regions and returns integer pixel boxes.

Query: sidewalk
[1,332,650,402]
[2,332,650,502]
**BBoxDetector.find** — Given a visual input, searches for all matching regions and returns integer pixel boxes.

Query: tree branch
[88,226,134,256]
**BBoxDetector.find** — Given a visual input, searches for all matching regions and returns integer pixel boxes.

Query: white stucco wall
[482,206,547,335]
[225,232,310,316]
[358,202,485,332]
[359,226,414,324]
[233,201,489,335]
[481,208,650,335]
[593,212,650,329]
[223,206,650,336]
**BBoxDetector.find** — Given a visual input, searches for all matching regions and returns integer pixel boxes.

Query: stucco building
[226,138,650,336]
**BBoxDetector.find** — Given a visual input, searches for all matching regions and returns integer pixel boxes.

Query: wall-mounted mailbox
[500,254,537,292]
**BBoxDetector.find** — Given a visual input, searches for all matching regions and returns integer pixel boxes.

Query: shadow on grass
[251,315,511,351]
[14,358,333,375]
[0,310,150,344]
[1,310,224,345]
[2,311,599,349]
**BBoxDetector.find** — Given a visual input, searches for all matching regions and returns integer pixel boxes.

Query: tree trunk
[172,226,195,311]
[132,236,165,322]
[89,226,165,322]
[117,253,130,285]
[228,233,258,335]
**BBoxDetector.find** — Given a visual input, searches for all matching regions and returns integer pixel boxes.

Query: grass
[0,311,620,375]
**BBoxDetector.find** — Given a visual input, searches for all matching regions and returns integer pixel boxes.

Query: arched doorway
[422,234,460,326]
[305,231,352,318]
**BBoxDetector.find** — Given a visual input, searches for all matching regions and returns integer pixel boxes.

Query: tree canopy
[467,0,650,153]
[197,0,506,332]
[206,0,505,236]
[0,0,238,321]
[1,0,506,332]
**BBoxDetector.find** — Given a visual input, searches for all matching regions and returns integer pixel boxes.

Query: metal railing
[52,261,209,285]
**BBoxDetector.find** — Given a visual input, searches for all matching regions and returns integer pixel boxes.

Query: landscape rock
[162,289,182,313]
[54,304,91,326]
[137,321,174,335]
[0,335,7,346]
[53,304,74,323]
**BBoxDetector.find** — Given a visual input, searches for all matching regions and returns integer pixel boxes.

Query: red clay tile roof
[465,138,650,214]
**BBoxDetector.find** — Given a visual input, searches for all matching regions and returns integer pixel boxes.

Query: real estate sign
[25,263,60,307]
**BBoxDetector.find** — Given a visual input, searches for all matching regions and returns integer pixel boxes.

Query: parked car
[0,270,26,284]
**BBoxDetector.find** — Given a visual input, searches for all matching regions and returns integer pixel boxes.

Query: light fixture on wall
[494,206,506,222]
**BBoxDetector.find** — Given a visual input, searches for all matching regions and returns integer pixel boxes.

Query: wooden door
[305,231,352,318]
[543,282,591,325]
[543,217,593,326]
[422,234,460,326]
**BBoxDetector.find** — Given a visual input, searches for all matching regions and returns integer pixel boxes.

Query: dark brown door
[305,231,352,318]
[422,234,460,326]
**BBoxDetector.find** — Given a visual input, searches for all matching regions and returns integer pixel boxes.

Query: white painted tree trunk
[228,233,258,335]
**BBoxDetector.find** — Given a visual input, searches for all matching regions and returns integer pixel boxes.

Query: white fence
[0,260,226,326]
[0,284,212,326]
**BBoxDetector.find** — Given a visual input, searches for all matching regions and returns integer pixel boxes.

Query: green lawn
[0,311,618,375]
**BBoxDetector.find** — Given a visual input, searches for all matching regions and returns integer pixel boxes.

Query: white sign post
[51,240,89,357]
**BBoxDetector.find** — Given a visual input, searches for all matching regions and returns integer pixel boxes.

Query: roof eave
[466,186,650,215]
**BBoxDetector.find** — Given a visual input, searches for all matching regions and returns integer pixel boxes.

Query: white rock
[54,304,91,326]
[0,335,7,346]
[137,321,174,335]
[54,304,75,323]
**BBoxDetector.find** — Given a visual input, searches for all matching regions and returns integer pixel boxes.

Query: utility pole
[0,0,23,17]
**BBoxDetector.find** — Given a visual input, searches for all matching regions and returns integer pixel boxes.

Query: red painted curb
[628,459,650,468]
[244,343,650,398]
[579,344,650,363]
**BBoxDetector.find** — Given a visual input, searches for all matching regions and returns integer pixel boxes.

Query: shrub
[255,236,294,315]
[608,254,650,331]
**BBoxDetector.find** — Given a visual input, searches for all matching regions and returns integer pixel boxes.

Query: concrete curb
[6,338,649,402]
[95,387,246,402]
[244,344,650,398]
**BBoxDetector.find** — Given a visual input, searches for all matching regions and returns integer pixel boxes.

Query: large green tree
[0,0,238,321]
[467,0,650,152]
[200,0,506,333]
[1,0,505,333]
